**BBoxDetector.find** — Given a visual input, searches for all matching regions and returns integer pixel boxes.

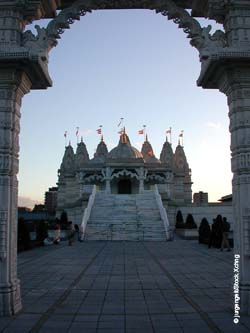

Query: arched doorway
[1,0,250,316]
[118,179,132,194]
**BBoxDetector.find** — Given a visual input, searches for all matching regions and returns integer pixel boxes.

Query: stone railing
[80,185,97,238]
[154,185,173,241]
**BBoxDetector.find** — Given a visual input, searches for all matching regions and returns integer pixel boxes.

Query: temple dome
[108,132,143,160]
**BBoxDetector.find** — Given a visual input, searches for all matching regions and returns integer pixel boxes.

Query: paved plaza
[0,239,250,333]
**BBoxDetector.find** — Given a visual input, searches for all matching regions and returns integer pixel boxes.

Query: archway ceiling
[39,0,209,19]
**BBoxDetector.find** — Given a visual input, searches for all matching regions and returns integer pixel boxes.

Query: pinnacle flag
[117,118,124,127]
[138,129,144,135]
[179,130,183,137]
[76,127,79,136]
[96,128,102,135]
[166,128,171,134]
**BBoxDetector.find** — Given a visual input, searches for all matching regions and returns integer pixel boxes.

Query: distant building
[219,194,232,203]
[44,187,58,215]
[33,204,46,213]
[193,191,208,205]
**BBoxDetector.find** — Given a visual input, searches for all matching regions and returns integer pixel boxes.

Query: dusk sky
[19,10,231,207]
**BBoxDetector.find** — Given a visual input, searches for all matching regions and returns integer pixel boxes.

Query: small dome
[108,132,143,160]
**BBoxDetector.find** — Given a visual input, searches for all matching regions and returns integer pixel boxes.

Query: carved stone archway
[1,0,250,316]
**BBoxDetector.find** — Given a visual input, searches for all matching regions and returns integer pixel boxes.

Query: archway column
[0,69,31,316]
[220,67,250,315]
[200,61,250,315]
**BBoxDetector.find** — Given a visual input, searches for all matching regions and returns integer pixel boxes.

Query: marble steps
[85,191,167,241]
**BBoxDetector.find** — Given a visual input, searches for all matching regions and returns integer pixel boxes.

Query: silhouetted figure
[208,219,216,248]
[208,215,223,248]
[36,220,48,245]
[18,218,30,251]
[74,224,81,241]
[199,218,211,244]
[220,217,231,251]
[53,223,61,244]
[67,221,75,246]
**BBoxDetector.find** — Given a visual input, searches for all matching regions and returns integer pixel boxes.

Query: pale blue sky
[19,10,231,206]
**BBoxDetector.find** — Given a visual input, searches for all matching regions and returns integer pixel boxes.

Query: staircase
[84,190,167,241]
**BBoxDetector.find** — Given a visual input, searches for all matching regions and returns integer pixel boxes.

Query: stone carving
[0,210,7,259]
[154,0,227,57]
[146,174,166,183]
[243,215,250,255]
[84,174,104,183]
[22,25,53,59]
[111,169,139,180]
[20,0,226,61]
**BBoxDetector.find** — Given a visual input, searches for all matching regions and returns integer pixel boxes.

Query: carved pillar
[217,68,250,314]
[0,69,31,316]
[105,167,111,193]
[0,7,23,50]
[139,167,144,193]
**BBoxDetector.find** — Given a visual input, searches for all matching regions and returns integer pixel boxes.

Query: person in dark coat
[220,217,231,251]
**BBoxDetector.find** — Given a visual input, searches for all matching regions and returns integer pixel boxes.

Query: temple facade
[56,130,192,223]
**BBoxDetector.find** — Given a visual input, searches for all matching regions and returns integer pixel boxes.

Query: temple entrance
[118,179,132,194]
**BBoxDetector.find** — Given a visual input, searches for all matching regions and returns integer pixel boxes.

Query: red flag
[96,128,102,135]
[166,128,171,134]
[118,130,123,135]
[138,129,144,135]
[179,131,183,137]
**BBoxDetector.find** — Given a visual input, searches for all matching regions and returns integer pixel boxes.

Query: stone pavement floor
[0,239,250,333]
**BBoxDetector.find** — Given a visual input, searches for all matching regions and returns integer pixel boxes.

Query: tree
[175,210,185,229]
[185,214,197,229]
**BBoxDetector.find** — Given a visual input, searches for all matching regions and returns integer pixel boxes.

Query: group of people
[67,222,84,245]
[208,214,231,251]
[44,222,84,246]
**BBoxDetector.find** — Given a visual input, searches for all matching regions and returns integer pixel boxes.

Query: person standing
[220,217,231,251]
[79,224,84,242]
[68,221,75,246]
[74,224,80,241]
[53,223,61,245]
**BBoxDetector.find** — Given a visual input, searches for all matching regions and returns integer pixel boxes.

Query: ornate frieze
[111,169,139,180]
[19,0,227,67]
[83,174,104,183]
